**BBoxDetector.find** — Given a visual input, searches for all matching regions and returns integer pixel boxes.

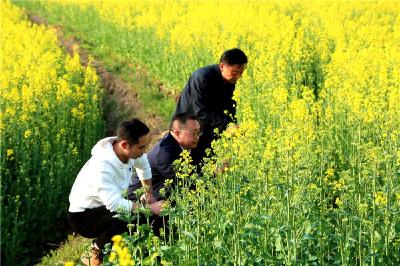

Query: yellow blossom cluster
[374,192,388,207]
[0,1,103,264]
[108,235,134,266]
[12,0,400,263]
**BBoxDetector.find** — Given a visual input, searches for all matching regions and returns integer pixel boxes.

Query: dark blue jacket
[128,133,201,201]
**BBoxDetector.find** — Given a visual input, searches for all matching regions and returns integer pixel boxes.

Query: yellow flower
[72,147,78,156]
[64,262,74,266]
[395,192,400,206]
[374,192,387,207]
[6,149,14,158]
[308,183,318,190]
[108,251,116,262]
[24,130,32,139]
[335,197,343,207]
[333,179,345,192]
[112,234,122,245]
[5,107,16,117]
[326,168,334,177]
[164,178,173,187]
[161,200,171,209]
[357,203,368,215]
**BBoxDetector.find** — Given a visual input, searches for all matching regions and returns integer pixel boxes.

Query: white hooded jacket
[69,137,152,213]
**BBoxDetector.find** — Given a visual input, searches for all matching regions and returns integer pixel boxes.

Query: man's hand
[140,192,156,204]
[140,180,155,203]
[215,159,229,174]
[149,200,164,215]
[224,123,240,137]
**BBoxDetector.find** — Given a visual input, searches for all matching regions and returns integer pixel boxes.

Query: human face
[219,63,246,84]
[175,119,201,149]
[127,134,150,159]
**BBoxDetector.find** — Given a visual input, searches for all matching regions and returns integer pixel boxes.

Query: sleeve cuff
[137,171,152,180]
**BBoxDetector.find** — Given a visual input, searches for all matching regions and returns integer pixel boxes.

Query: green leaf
[275,234,283,251]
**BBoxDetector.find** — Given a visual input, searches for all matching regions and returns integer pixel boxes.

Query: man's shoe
[80,246,102,266]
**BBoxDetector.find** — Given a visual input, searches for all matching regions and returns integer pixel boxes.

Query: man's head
[117,118,150,159]
[170,113,201,150]
[219,48,248,84]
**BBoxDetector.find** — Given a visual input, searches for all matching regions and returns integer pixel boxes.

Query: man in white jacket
[68,118,163,265]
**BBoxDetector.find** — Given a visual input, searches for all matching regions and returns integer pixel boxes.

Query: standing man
[173,48,248,158]
[68,118,163,266]
[129,113,202,201]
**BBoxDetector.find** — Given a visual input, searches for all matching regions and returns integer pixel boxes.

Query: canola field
[0,2,103,264]
[7,0,400,264]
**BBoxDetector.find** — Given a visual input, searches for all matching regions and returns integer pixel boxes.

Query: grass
[79,37,176,124]
[35,235,91,266]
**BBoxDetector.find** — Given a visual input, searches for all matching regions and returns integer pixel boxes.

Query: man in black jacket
[173,48,248,158]
[128,113,202,201]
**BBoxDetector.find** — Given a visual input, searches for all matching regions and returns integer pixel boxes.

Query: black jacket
[173,64,236,132]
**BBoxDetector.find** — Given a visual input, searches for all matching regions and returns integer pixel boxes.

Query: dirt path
[28,14,167,143]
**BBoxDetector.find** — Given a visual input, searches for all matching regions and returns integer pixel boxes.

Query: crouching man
[68,118,163,266]
[128,113,202,201]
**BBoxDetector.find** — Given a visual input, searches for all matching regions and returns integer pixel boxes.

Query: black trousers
[68,206,164,250]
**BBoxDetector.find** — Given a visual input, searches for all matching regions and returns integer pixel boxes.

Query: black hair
[219,48,248,65]
[117,118,150,144]
[170,113,199,130]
